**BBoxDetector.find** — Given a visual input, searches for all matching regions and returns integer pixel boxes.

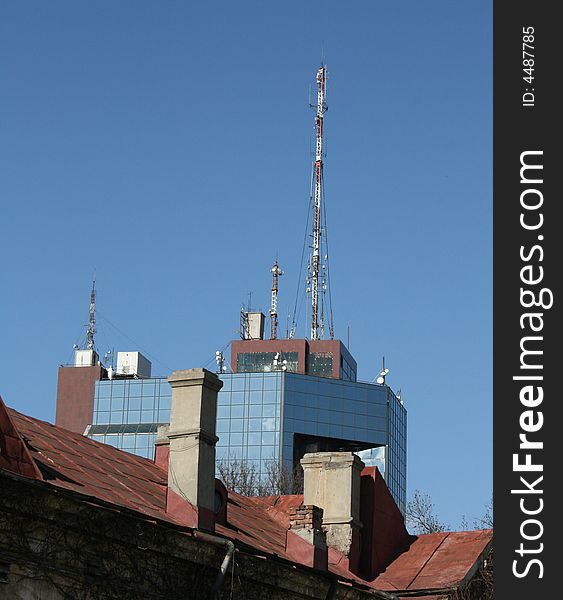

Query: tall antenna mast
[269,259,284,339]
[86,279,96,350]
[310,65,327,340]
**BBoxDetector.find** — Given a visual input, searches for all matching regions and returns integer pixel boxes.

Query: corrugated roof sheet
[6,406,302,562]
[373,530,493,592]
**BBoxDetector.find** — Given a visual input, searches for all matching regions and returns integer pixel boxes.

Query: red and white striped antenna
[269,259,283,339]
[309,65,330,340]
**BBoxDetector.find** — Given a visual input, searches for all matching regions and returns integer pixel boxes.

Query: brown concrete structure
[230,338,357,380]
[55,365,103,433]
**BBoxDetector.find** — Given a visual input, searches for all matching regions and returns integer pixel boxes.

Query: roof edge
[0,396,43,480]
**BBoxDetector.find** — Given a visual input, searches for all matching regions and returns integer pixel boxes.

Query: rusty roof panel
[3,405,492,595]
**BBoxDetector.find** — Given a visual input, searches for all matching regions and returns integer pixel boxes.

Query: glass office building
[87,378,171,458]
[87,371,406,511]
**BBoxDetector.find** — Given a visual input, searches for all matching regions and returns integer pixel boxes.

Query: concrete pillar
[166,368,223,531]
[300,452,364,560]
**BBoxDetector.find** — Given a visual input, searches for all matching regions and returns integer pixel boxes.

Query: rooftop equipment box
[246,312,265,340]
[116,351,152,378]
[74,349,98,367]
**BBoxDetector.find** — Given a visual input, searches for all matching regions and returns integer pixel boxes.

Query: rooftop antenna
[215,350,227,373]
[376,356,390,385]
[269,259,284,340]
[86,279,96,350]
[309,64,328,340]
[103,348,114,369]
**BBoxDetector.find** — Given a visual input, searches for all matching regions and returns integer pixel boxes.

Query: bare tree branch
[217,458,304,496]
[473,497,493,529]
[217,458,260,496]
[405,489,449,534]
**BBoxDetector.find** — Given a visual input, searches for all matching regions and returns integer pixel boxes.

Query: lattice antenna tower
[86,279,96,350]
[308,64,333,340]
[269,259,284,339]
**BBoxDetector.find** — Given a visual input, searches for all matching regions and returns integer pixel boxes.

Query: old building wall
[0,472,383,600]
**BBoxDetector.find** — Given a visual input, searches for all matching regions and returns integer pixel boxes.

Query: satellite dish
[73,344,79,349]
[376,365,389,385]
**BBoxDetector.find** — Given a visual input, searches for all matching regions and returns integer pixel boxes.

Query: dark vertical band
[493,2,559,597]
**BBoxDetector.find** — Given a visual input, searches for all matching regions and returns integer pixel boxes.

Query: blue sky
[0,1,491,528]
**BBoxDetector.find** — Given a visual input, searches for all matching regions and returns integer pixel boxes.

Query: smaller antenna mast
[215,350,227,374]
[86,279,96,350]
[269,260,284,340]
[376,356,390,385]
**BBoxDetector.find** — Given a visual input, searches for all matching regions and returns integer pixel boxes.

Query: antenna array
[86,280,96,350]
[269,260,283,339]
[307,65,333,340]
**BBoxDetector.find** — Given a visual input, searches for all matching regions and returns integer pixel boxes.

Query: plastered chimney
[300,452,364,569]
[166,368,223,531]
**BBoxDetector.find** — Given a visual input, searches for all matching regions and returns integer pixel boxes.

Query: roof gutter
[194,531,235,600]
[194,529,399,600]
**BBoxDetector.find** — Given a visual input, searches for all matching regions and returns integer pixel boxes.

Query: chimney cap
[300,452,365,470]
[168,368,223,392]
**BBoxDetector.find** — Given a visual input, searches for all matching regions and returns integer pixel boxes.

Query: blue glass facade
[88,378,171,458]
[88,371,406,511]
[216,373,282,467]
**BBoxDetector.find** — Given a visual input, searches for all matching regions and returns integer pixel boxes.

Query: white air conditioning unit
[74,349,98,367]
[116,351,152,378]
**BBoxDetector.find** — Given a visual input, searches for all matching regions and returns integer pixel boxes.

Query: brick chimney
[165,368,223,531]
[300,452,364,572]
[285,504,328,570]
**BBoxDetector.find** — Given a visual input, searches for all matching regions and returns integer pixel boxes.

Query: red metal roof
[1,399,492,595]
[7,405,170,522]
[0,400,42,480]
[3,403,304,562]
[373,530,493,593]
